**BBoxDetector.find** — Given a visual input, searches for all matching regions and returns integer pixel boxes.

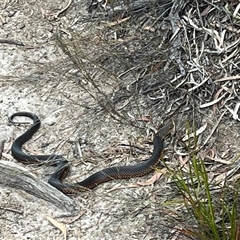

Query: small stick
[0,140,5,159]
[0,38,24,46]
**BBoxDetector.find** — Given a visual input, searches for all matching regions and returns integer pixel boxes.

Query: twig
[200,92,229,108]
[0,38,24,46]
[202,111,226,148]
[225,103,240,121]
[0,140,5,159]
[214,75,240,82]
[54,0,73,18]
[0,206,23,214]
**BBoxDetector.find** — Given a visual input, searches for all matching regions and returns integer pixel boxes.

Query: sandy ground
[0,1,239,240]
[0,1,174,239]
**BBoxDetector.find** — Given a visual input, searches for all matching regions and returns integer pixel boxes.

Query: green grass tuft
[165,124,239,240]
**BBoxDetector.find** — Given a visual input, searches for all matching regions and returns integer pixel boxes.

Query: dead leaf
[45,215,67,240]
[137,170,165,186]
[178,155,189,168]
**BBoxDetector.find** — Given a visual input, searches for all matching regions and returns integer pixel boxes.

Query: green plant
[165,125,239,240]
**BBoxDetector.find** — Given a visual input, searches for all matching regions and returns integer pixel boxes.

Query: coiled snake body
[9,112,171,194]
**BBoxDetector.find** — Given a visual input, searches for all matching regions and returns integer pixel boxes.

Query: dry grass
[54,0,240,238]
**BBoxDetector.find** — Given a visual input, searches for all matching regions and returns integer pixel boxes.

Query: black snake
[9,112,172,194]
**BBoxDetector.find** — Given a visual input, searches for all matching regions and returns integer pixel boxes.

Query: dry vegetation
[55,0,240,238]
[0,0,239,239]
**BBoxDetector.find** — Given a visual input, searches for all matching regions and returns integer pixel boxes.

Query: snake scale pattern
[9,112,171,194]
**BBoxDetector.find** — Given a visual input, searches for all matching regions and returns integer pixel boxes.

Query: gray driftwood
[0,160,75,212]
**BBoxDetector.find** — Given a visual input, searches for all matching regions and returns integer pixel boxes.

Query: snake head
[156,121,174,139]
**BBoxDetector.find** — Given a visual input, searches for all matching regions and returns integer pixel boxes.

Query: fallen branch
[0,160,75,212]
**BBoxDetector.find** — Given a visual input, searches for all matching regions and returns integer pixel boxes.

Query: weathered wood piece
[0,160,76,212]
